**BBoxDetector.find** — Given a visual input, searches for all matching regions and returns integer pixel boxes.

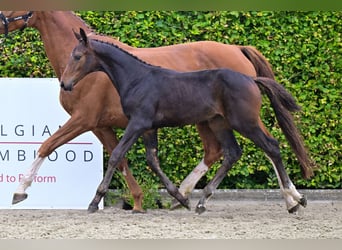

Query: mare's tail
[240,45,275,79]
[254,77,316,179]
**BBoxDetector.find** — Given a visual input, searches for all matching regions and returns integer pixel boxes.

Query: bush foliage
[0,11,340,190]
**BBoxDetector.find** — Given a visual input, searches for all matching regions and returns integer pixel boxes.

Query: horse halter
[0,11,33,36]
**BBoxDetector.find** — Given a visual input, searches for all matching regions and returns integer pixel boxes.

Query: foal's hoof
[288,203,301,214]
[182,198,191,211]
[299,196,307,207]
[87,204,99,213]
[12,193,28,205]
[195,204,206,215]
[170,199,183,210]
[288,195,307,213]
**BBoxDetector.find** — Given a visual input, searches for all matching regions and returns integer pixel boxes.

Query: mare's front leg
[142,130,190,210]
[87,121,145,213]
[12,114,93,205]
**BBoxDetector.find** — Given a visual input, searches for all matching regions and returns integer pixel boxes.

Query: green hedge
[0,11,340,190]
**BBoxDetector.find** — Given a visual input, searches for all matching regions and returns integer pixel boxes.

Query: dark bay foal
[61,28,314,214]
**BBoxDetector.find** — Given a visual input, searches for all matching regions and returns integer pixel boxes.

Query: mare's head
[60,28,100,91]
[0,11,33,36]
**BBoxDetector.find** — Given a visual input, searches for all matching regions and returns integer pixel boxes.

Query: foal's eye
[74,54,82,61]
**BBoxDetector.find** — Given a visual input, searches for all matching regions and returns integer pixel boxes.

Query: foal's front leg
[142,129,190,210]
[88,122,143,213]
[92,127,144,213]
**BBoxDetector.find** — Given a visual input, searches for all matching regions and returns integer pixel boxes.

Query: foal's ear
[72,28,88,45]
[79,28,88,45]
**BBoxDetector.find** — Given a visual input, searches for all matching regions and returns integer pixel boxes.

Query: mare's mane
[72,11,104,37]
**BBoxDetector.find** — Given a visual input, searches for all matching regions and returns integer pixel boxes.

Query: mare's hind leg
[171,121,222,210]
[142,129,190,210]
[238,120,306,213]
[196,117,242,214]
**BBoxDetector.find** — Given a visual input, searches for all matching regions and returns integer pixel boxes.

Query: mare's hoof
[132,209,146,214]
[87,204,99,213]
[12,193,28,205]
[195,204,206,215]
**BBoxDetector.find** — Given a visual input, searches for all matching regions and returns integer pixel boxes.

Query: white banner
[0,78,103,209]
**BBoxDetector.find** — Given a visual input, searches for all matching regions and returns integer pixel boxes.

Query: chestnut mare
[1,11,284,212]
[61,29,314,214]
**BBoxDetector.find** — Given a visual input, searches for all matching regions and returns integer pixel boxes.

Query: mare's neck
[31,11,132,79]
[31,11,92,79]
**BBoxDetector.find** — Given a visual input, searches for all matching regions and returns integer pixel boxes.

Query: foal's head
[60,28,99,91]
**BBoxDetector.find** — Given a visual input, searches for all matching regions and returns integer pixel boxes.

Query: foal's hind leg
[196,118,242,214]
[143,129,190,210]
[238,120,307,213]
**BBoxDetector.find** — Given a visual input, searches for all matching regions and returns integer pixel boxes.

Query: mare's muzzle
[60,81,73,91]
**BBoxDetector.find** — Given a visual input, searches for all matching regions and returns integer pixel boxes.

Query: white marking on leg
[178,159,209,197]
[265,155,299,210]
[122,166,127,176]
[15,155,46,194]
[284,182,303,202]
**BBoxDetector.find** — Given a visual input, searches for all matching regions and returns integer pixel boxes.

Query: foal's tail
[254,77,316,179]
[239,46,275,79]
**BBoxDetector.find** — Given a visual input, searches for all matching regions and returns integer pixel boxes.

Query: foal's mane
[72,12,161,69]
[90,38,160,69]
